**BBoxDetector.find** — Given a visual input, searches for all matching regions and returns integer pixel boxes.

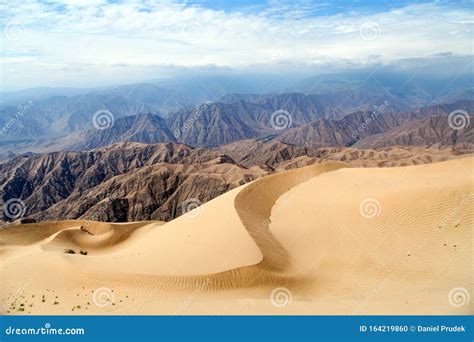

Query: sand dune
[1,157,472,315]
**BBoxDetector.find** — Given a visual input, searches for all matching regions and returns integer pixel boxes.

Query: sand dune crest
[1,158,472,314]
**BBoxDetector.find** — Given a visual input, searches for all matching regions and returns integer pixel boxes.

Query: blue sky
[1,0,472,90]
[185,0,472,17]
[187,0,428,15]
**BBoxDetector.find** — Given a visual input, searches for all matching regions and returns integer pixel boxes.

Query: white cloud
[0,1,472,89]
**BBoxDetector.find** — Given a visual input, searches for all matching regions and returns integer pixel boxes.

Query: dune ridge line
[69,162,350,294]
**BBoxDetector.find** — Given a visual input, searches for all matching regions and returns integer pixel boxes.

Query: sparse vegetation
[64,249,76,254]
[64,249,88,255]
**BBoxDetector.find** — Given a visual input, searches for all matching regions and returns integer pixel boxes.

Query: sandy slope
[1,157,472,315]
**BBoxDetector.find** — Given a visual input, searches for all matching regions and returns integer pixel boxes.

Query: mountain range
[0,143,260,222]
[105,97,474,151]
[1,71,472,144]
[1,97,471,160]
[1,74,473,224]
[0,141,464,223]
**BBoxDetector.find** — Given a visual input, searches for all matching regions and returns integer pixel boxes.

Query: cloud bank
[1,0,472,89]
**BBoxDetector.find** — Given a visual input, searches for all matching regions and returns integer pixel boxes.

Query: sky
[0,0,473,90]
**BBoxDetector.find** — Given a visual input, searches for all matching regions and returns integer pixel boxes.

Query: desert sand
[1,157,473,315]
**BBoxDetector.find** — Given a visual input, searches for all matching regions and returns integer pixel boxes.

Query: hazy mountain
[296,72,474,107]
[168,102,264,147]
[167,93,405,147]
[220,91,410,119]
[355,115,474,152]
[0,87,93,106]
[152,74,302,102]
[262,90,410,119]
[1,85,473,157]
[278,111,420,147]
[71,113,177,150]
[278,100,473,150]
[0,83,196,142]
[416,99,474,116]
[2,71,471,149]
[218,93,276,104]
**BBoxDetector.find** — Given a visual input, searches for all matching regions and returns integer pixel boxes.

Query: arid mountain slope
[277,100,473,151]
[0,83,197,141]
[167,94,414,147]
[0,142,264,222]
[1,99,472,159]
[168,102,262,147]
[1,141,470,223]
[277,111,419,147]
[219,139,465,169]
[355,115,474,152]
[417,99,474,116]
[71,113,177,150]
